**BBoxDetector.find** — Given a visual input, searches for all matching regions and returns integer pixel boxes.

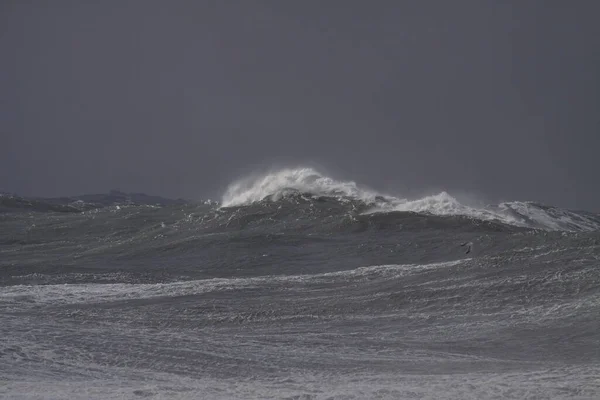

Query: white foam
[0,261,459,308]
[496,201,600,231]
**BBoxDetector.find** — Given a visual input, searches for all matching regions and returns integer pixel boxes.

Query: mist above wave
[221,168,600,232]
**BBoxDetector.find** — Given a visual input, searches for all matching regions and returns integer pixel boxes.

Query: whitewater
[1,168,600,399]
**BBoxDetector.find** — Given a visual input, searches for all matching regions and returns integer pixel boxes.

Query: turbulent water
[2,168,600,399]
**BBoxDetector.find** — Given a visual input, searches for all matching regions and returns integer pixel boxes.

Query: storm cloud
[2,1,599,210]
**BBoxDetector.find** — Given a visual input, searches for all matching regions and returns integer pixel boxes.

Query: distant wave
[221,167,600,232]
[0,190,187,213]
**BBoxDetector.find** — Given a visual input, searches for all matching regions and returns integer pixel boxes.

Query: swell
[0,193,575,287]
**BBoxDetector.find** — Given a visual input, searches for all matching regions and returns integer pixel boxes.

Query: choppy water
[1,169,600,399]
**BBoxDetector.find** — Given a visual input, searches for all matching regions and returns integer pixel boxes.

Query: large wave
[221,168,600,232]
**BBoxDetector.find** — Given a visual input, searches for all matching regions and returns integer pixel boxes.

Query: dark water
[1,190,600,399]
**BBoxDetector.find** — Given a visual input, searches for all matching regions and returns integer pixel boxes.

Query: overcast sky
[2,1,599,210]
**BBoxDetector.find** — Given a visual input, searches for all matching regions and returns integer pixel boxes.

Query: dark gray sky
[2,1,599,210]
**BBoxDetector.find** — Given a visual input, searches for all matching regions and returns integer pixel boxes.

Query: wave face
[2,169,600,399]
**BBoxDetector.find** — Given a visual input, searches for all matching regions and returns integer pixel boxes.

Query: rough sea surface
[2,169,600,399]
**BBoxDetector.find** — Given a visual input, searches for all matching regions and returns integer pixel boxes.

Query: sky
[1,0,599,211]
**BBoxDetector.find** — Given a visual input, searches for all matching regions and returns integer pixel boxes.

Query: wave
[221,168,600,232]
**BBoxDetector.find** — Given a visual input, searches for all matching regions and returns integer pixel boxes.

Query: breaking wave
[221,167,600,232]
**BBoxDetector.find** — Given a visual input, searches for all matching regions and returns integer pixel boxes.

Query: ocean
[1,168,599,399]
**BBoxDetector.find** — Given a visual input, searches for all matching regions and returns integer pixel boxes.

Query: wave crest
[221,167,390,207]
